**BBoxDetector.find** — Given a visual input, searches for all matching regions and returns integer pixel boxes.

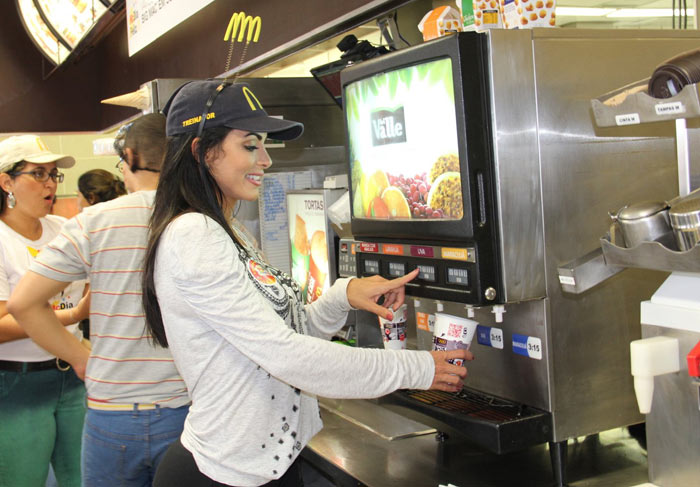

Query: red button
[687,340,700,377]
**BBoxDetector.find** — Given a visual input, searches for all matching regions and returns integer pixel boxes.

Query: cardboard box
[418,6,463,41]
[473,0,503,31]
[504,0,556,28]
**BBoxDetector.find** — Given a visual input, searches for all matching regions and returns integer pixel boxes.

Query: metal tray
[600,229,700,273]
[591,79,700,128]
[385,387,551,454]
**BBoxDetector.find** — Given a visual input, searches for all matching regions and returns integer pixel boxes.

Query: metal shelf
[600,228,700,274]
[591,79,700,128]
[586,78,700,279]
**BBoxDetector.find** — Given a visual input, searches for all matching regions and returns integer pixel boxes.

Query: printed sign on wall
[126,0,215,56]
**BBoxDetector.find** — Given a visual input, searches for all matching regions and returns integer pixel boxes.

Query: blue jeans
[0,367,85,487]
[82,405,189,487]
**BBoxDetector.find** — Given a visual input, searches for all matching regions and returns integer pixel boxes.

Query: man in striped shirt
[9,114,189,486]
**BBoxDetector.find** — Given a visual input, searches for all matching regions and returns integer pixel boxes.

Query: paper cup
[432,312,478,366]
[378,304,408,350]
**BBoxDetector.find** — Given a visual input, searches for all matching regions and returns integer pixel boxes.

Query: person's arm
[303,270,419,340]
[164,215,468,397]
[7,271,90,379]
[0,293,89,344]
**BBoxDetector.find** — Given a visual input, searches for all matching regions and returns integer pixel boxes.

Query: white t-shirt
[154,213,434,486]
[0,215,85,362]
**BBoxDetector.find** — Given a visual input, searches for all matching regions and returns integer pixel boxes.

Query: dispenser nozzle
[491,305,505,323]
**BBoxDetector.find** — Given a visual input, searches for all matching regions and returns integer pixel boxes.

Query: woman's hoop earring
[7,192,16,209]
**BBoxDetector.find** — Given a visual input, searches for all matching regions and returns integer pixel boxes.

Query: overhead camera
[337,34,390,62]
[310,35,391,107]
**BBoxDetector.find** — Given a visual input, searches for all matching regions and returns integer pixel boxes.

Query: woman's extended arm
[7,272,90,378]
[0,290,89,344]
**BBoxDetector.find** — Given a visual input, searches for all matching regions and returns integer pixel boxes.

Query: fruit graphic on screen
[429,154,460,184]
[427,172,463,219]
[368,196,390,218]
[380,187,411,218]
[360,170,389,217]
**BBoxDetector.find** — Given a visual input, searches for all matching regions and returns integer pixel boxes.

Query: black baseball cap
[163,79,304,140]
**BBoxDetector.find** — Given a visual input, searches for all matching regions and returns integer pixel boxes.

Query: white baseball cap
[0,134,75,173]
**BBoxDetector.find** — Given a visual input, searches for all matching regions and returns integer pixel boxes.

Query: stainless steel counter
[304,401,649,487]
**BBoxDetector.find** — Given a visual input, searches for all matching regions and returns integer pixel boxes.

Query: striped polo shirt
[30,191,189,409]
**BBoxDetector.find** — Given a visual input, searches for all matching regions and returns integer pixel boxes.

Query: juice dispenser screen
[345,57,463,221]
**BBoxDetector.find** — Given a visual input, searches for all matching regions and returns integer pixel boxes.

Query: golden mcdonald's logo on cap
[35,137,49,152]
[242,87,262,111]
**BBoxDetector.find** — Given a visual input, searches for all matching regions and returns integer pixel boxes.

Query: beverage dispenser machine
[335,29,700,485]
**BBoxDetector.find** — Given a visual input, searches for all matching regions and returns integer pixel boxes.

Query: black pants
[154,439,304,487]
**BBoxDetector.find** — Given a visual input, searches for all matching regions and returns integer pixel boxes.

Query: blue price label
[476,325,503,349]
[512,333,542,360]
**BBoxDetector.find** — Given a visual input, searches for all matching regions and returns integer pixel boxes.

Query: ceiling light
[556,7,616,17]
[607,9,695,18]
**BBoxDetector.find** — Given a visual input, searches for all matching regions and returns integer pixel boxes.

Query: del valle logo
[370,107,406,147]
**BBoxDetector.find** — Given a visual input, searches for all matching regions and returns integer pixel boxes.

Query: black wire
[673,0,676,29]
[684,0,688,29]
[393,11,410,48]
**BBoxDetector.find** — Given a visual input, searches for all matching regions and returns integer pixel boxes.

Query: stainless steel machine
[335,29,700,485]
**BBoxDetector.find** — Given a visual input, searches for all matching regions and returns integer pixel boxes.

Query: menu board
[38,0,107,48]
[287,192,330,304]
[258,171,312,275]
[17,0,70,64]
[345,57,463,221]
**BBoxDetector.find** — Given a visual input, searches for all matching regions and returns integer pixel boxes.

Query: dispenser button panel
[417,264,436,282]
[364,259,380,275]
[388,262,406,277]
[346,238,496,305]
[447,267,469,286]
[338,240,358,277]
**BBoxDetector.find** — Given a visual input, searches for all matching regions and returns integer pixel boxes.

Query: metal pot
[609,201,672,248]
[669,196,700,251]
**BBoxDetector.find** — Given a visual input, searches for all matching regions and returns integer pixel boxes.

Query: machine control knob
[484,287,497,301]
[687,340,700,378]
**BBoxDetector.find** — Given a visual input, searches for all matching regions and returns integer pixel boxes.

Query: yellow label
[483,10,500,25]
[441,247,468,261]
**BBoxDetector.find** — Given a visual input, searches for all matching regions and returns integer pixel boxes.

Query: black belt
[0,358,71,372]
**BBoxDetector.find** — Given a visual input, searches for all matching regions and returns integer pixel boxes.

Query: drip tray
[385,387,552,454]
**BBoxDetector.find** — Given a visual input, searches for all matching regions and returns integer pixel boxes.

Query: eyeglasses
[113,121,160,174]
[113,121,134,161]
[11,168,64,183]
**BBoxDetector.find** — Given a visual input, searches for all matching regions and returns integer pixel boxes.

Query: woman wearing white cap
[136,80,471,487]
[0,135,89,487]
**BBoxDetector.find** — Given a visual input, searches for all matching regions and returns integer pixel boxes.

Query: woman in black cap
[143,80,471,487]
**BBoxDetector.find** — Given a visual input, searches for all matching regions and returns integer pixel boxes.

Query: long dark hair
[142,126,241,348]
[78,169,126,205]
